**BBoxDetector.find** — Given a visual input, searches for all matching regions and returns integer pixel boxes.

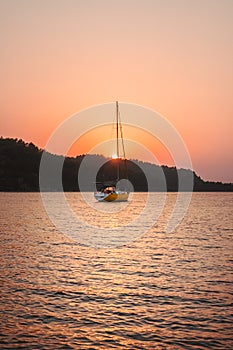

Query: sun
[111,154,119,159]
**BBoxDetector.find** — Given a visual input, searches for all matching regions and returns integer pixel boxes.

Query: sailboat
[94,101,130,202]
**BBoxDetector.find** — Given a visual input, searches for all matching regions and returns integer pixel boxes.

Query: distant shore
[1,137,232,192]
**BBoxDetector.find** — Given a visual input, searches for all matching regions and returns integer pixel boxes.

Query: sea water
[0,192,232,349]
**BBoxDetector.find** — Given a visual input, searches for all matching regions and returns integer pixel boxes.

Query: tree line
[0,137,232,192]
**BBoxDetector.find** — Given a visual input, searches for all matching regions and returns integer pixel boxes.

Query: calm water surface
[0,193,232,349]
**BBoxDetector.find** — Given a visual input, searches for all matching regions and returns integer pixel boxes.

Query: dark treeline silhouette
[0,137,232,192]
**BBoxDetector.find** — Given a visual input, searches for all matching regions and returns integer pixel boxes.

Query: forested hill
[0,137,232,192]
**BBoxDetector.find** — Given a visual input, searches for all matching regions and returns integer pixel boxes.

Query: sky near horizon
[1,0,233,182]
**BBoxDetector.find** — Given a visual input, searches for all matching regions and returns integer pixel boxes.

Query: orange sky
[1,0,233,182]
[68,123,175,166]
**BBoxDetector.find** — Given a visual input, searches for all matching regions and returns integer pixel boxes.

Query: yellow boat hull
[104,192,129,202]
[94,191,129,202]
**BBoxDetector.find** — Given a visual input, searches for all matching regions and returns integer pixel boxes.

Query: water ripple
[0,193,233,349]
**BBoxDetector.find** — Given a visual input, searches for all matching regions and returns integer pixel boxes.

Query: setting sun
[111,154,119,159]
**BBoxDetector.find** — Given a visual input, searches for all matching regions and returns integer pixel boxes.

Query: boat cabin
[95,182,117,193]
[103,186,116,194]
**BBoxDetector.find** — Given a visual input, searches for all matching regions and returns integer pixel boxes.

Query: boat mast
[116,101,119,158]
[116,101,120,181]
